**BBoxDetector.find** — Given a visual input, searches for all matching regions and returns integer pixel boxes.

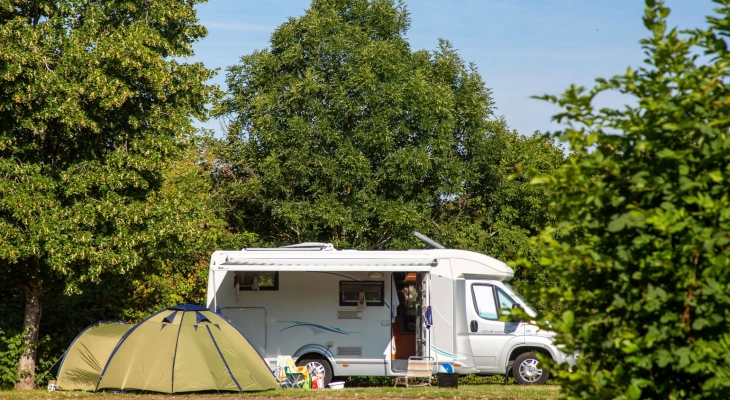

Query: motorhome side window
[472,284,499,320]
[339,281,384,306]
[473,284,518,320]
[238,272,279,291]
[496,288,517,312]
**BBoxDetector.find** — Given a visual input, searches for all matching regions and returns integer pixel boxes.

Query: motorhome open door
[416,272,430,358]
[390,271,431,370]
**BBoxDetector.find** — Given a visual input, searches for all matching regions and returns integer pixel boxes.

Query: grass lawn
[0,385,560,400]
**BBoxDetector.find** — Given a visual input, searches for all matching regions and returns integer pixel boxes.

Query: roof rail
[241,242,335,251]
[280,242,335,251]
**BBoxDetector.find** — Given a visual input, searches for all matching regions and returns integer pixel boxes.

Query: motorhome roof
[421,248,514,280]
[212,249,434,272]
[209,246,513,279]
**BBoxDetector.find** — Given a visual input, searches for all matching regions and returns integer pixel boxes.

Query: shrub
[0,329,56,389]
[524,1,730,398]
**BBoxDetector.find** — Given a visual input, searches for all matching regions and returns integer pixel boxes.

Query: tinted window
[239,272,278,291]
[340,281,384,306]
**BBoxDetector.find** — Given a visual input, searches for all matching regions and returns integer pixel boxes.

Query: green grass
[0,385,560,400]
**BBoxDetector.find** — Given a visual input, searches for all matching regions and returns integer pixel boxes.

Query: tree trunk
[17,279,43,390]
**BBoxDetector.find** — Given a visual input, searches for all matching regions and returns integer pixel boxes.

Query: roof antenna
[412,231,445,249]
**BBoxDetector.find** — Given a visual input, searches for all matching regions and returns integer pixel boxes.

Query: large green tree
[525,1,730,398]
[0,139,249,390]
[217,0,499,249]
[0,0,214,389]
[434,121,566,306]
[216,0,565,301]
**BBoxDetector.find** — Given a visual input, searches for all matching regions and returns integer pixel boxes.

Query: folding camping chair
[275,355,310,388]
[393,356,434,387]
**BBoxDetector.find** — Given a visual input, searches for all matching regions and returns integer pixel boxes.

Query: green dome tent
[60,304,276,393]
[95,304,278,393]
[56,321,133,391]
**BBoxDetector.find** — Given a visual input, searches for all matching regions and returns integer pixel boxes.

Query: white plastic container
[328,381,345,389]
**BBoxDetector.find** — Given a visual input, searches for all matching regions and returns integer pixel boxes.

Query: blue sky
[191,0,716,136]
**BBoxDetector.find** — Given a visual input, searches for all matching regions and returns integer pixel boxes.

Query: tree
[525,1,730,398]
[0,1,215,389]
[215,0,566,296]
[216,0,495,250]
[111,140,254,322]
[0,138,248,390]
[434,120,565,308]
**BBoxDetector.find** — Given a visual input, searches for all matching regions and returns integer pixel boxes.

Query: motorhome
[206,237,575,386]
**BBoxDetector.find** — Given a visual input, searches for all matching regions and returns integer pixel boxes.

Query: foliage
[345,373,517,387]
[0,0,218,386]
[0,329,54,390]
[0,0,215,293]
[111,142,252,321]
[523,1,730,398]
[432,121,565,307]
[215,0,564,273]
[0,329,25,389]
[345,375,395,387]
[0,138,247,386]
[457,374,515,385]
[215,0,493,250]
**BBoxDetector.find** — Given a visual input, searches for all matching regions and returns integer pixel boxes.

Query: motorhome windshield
[504,283,537,317]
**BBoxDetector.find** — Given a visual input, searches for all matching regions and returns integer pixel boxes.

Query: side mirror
[512,304,523,309]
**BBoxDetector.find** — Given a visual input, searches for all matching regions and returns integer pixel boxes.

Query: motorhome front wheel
[513,352,549,385]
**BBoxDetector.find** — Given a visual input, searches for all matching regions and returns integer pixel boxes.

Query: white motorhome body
[206,244,574,384]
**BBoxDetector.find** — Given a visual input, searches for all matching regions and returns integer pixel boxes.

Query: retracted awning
[216,257,437,272]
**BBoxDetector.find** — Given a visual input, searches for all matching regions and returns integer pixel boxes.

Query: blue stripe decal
[279,321,360,335]
[431,346,467,360]
[206,325,242,392]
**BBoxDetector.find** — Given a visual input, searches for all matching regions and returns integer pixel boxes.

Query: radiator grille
[337,310,362,320]
[337,346,362,356]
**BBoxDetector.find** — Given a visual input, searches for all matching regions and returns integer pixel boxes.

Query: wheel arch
[505,345,555,375]
[293,344,336,367]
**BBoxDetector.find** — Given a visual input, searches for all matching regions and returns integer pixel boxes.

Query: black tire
[296,356,333,387]
[512,352,549,385]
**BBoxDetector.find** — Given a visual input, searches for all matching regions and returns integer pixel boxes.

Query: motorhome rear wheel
[297,357,333,387]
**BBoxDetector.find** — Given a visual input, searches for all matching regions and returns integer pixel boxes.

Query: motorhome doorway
[391,272,427,372]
